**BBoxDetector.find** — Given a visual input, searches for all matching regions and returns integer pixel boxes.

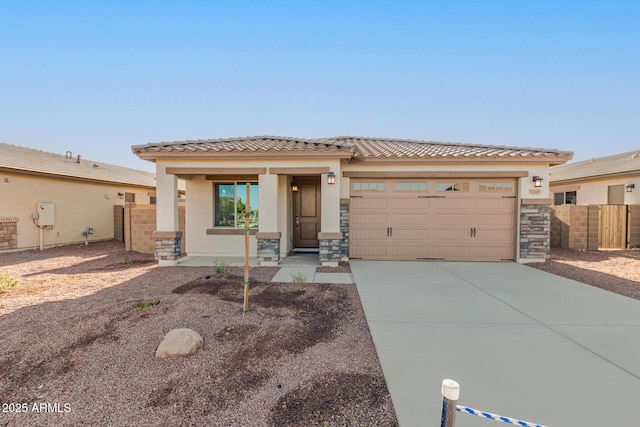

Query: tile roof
[133,135,572,164]
[341,136,571,163]
[0,143,157,188]
[132,136,353,155]
[550,150,640,183]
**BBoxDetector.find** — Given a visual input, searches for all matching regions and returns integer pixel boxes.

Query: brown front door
[294,177,321,248]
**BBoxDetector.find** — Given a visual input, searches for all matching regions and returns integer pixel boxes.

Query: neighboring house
[0,143,158,251]
[132,136,572,266]
[550,150,640,205]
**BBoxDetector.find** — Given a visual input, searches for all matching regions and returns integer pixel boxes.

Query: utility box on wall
[37,202,55,226]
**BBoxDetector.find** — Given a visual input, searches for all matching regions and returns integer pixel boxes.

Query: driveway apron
[351,261,640,427]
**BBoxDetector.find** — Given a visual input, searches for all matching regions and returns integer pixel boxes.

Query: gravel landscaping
[528,247,640,300]
[4,241,637,426]
[0,241,397,426]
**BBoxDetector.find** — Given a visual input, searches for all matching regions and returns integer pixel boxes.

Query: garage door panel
[474,229,514,242]
[430,245,471,260]
[351,198,387,210]
[473,245,514,260]
[350,178,516,261]
[433,213,471,226]
[351,245,388,258]
[392,198,430,210]
[431,228,472,241]
[394,213,428,225]
[392,228,428,241]
[476,198,515,209]
[432,198,471,210]
[351,228,388,241]
[351,213,388,225]
[391,245,429,258]
[475,214,515,226]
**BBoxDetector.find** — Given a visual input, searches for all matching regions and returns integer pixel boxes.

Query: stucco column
[153,163,182,266]
[320,172,340,233]
[258,173,278,232]
[256,173,281,265]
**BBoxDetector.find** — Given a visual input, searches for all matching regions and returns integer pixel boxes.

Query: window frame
[213,181,259,228]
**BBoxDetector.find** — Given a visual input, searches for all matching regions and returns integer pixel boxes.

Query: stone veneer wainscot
[520,202,551,260]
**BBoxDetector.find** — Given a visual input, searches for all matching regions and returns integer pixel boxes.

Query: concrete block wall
[569,206,589,249]
[550,205,566,248]
[124,205,185,254]
[550,205,589,250]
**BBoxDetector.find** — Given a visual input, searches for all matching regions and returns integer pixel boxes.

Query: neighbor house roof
[0,143,157,188]
[132,136,572,165]
[550,150,640,184]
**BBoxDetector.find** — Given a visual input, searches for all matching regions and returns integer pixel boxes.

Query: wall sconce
[291,183,299,192]
[626,184,635,192]
[117,192,125,199]
[532,176,543,188]
[327,172,336,185]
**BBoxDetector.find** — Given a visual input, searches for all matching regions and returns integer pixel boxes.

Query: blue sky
[2,1,638,172]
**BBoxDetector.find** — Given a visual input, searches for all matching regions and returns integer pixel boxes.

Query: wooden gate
[599,205,628,249]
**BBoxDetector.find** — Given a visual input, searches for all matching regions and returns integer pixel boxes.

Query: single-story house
[550,150,640,205]
[132,136,572,266]
[0,143,159,251]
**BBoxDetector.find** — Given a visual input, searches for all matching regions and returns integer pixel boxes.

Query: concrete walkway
[351,261,640,427]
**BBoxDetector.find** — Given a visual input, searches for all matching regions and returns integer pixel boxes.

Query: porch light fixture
[117,192,125,199]
[291,183,299,192]
[327,172,336,185]
[532,176,543,188]
[626,184,635,192]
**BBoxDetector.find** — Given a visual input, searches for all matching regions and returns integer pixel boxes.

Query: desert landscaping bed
[0,241,397,426]
[528,248,640,300]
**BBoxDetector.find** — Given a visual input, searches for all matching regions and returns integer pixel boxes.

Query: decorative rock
[155,328,203,358]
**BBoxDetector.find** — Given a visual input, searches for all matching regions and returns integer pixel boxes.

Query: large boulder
[155,328,203,358]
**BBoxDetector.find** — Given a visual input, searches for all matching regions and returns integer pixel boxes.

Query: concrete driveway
[351,261,640,427]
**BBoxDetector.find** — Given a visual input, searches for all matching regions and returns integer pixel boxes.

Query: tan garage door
[350,179,516,261]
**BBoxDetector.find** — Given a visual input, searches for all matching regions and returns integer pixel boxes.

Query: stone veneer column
[0,217,18,250]
[152,231,183,265]
[520,203,551,261]
[256,232,281,266]
[318,232,343,266]
[339,200,349,260]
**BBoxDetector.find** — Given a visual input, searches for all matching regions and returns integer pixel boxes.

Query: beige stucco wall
[0,171,154,251]
[153,157,556,259]
[340,161,550,200]
[156,158,342,257]
[551,175,640,205]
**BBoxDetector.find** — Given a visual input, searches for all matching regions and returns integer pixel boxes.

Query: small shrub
[123,257,132,266]
[0,272,18,291]
[290,270,307,288]
[214,259,230,278]
[135,300,157,308]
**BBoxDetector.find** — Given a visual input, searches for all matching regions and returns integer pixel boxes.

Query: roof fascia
[0,166,156,189]
[135,151,352,161]
[551,169,640,185]
[348,157,569,166]
[344,171,529,178]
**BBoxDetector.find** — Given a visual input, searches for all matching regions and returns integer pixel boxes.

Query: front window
[214,182,259,228]
[554,191,577,205]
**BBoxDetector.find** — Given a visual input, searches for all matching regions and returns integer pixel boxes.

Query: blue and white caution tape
[456,405,548,427]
